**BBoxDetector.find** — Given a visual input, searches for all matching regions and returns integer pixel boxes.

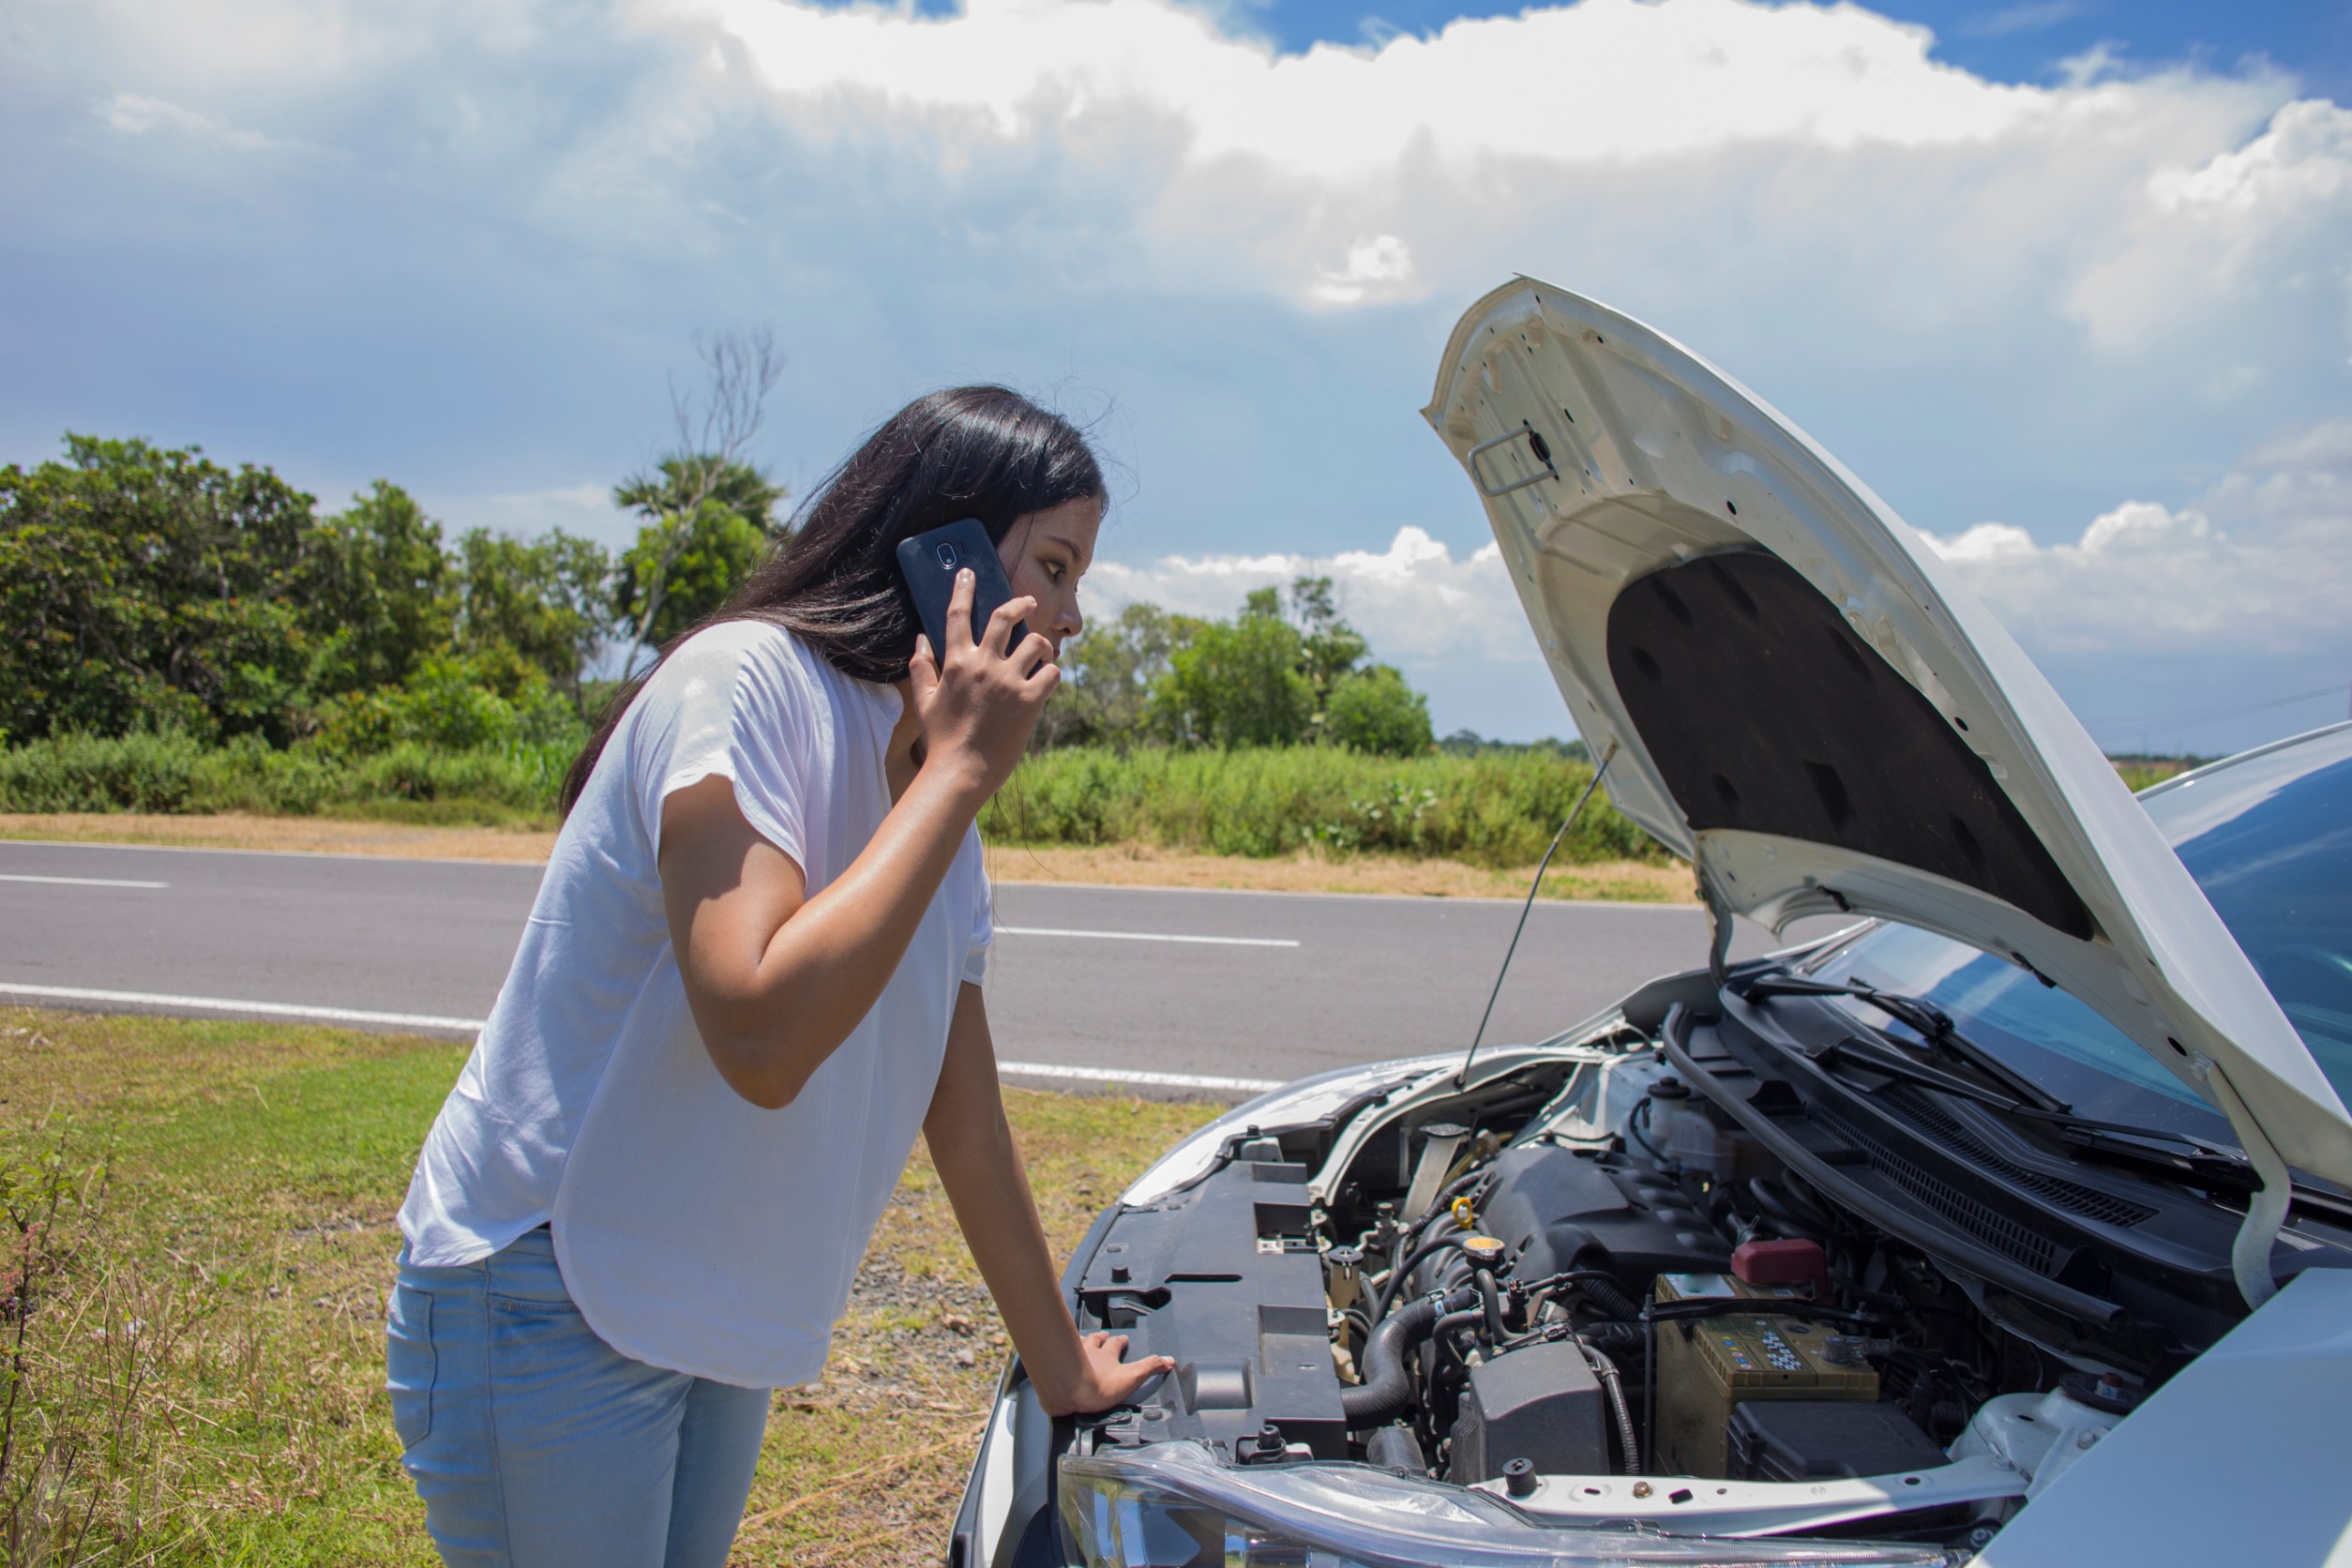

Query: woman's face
[997,495,1102,659]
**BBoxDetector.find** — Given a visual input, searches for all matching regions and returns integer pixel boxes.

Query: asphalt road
[0,838,1807,1093]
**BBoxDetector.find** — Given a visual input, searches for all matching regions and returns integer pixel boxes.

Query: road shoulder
[0,812,1696,902]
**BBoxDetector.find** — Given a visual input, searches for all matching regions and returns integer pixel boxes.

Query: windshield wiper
[1741,973,2242,1160]
[1741,973,2071,1113]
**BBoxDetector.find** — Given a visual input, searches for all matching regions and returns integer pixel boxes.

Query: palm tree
[614,329,785,672]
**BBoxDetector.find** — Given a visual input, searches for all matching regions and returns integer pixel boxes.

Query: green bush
[983,746,1661,867]
[0,731,207,812]
[0,733,1661,866]
[310,655,587,757]
[1322,666,1433,757]
[0,730,571,822]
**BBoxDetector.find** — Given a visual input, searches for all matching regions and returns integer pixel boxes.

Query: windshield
[1800,723,2352,1143]
[2143,726,2352,1100]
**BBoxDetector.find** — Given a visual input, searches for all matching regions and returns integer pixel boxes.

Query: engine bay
[1062,967,2352,1555]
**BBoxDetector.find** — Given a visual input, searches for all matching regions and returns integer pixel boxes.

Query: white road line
[996,926,1298,949]
[0,983,484,1033]
[0,982,1285,1093]
[999,1060,1280,1093]
[0,873,170,889]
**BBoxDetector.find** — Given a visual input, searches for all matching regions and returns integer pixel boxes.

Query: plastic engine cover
[1726,1400,1951,1483]
[1075,1155,1346,1458]
[1476,1142,1731,1287]
[1447,1339,1609,1483]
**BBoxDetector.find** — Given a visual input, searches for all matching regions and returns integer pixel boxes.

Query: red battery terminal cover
[1730,1238,1834,1304]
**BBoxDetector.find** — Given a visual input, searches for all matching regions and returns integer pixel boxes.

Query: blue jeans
[385,1228,772,1568]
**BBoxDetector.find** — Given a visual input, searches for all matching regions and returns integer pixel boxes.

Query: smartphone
[896,518,1030,658]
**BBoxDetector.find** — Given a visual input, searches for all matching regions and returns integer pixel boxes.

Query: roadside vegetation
[0,419,2209,883]
[982,743,1647,867]
[0,420,1681,883]
[0,1006,1214,1565]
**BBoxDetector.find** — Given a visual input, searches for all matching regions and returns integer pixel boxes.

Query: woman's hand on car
[906,567,1059,804]
[1036,1331,1177,1418]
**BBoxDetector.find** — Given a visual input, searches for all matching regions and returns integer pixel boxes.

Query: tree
[1286,575,1369,715]
[1034,602,1182,751]
[614,330,786,671]
[305,481,456,696]
[1151,611,1315,747]
[1323,665,1434,756]
[611,457,786,651]
[1080,576,1434,754]
[0,433,631,746]
[0,436,325,744]
[453,528,612,704]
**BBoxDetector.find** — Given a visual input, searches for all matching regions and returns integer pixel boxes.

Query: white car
[948,280,2352,1568]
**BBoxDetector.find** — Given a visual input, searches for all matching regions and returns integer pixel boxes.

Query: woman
[385,387,1172,1567]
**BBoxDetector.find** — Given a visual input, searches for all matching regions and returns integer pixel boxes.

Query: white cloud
[421,482,630,549]
[9,0,2352,744]
[1090,524,1532,663]
[1922,417,2352,656]
[100,93,276,149]
[2067,98,2352,350]
[41,0,2346,336]
[1310,234,1415,307]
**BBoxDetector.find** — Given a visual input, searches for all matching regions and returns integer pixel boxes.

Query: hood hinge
[1702,873,1736,989]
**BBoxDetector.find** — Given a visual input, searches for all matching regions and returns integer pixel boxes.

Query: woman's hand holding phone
[907,566,1059,804]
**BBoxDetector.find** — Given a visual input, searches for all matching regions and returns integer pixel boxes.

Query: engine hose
[1408,1169,1487,1229]
[1578,1341,1641,1474]
[1475,1268,1511,1343]
[1576,1319,1645,1355]
[1559,1272,1641,1323]
[1370,1233,1470,1323]
[1747,1176,1832,1239]
[1432,1306,1486,1351]
[1342,1288,1474,1428]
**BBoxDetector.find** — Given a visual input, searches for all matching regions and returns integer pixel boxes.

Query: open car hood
[1424,278,2352,1190]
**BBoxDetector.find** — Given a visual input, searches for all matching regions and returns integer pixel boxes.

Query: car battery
[1651,1273,1877,1478]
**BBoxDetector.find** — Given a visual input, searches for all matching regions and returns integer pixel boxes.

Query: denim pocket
[384,1283,436,1451]
[484,1289,593,1370]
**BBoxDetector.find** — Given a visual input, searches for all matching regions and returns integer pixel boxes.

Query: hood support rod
[2198,1056,2288,1311]
[1455,743,1617,1090]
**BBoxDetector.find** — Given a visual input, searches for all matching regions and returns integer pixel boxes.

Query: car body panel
[1968,1265,2352,1566]
[1421,278,2352,1188]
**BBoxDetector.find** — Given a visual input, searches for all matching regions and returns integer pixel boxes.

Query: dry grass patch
[0,814,1696,902]
[0,1007,1217,1565]
[0,813,558,864]
[985,841,1696,903]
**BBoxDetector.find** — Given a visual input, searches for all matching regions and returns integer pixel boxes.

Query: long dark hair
[561,385,1104,815]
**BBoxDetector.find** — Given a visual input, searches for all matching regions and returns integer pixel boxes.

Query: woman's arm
[926,983,1174,1417]
[660,572,1056,1109]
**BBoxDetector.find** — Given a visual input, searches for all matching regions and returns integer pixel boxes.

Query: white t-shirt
[396,621,992,1388]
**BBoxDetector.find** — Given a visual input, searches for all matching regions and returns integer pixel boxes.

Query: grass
[0,731,2195,906]
[981,746,1658,869]
[0,734,1663,872]
[978,842,1696,902]
[0,1008,1218,1565]
[0,732,565,829]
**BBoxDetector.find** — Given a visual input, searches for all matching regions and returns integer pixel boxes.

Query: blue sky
[1229,0,2352,98]
[5,0,2349,753]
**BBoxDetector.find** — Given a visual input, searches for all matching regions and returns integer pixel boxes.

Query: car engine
[1053,976,2352,1559]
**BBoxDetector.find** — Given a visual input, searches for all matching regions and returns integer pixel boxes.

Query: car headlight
[1059,1442,1947,1568]
[1120,1058,1450,1207]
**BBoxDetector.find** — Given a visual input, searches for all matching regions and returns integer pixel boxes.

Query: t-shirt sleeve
[632,626,816,875]
[964,845,995,988]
